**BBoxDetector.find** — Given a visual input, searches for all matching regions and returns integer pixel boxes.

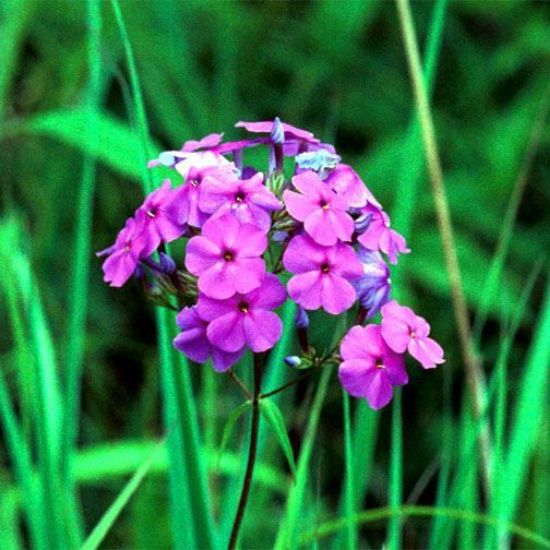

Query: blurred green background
[1,0,549,548]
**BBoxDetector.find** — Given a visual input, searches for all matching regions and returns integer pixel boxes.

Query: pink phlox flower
[356,204,410,264]
[338,324,408,410]
[173,306,243,372]
[325,164,381,209]
[169,164,237,228]
[283,170,354,246]
[381,300,445,369]
[283,234,362,315]
[185,214,267,299]
[97,217,148,288]
[197,273,287,353]
[200,172,282,232]
[134,180,187,252]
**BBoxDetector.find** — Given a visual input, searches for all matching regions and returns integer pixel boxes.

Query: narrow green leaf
[387,390,403,550]
[500,272,550,525]
[80,440,164,550]
[341,391,357,550]
[217,401,251,469]
[299,505,550,549]
[3,108,160,182]
[274,366,333,549]
[259,399,297,477]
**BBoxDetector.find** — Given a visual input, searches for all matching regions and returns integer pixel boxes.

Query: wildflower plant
[98,117,444,546]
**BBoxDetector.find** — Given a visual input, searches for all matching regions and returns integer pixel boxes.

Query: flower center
[410,330,416,339]
[375,360,385,370]
[319,199,330,210]
[223,250,235,262]
[235,191,246,203]
[238,301,249,313]
[146,208,157,218]
[189,179,200,188]
[320,263,331,274]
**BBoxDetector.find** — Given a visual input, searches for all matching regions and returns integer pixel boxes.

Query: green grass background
[0,0,549,548]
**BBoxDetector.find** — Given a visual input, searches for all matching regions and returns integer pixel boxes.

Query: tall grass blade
[109,3,217,546]
[80,440,164,550]
[387,390,403,549]
[341,391,357,550]
[62,2,102,543]
[274,366,333,549]
[499,272,550,528]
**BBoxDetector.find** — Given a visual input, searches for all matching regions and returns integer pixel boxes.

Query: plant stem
[260,369,316,400]
[395,0,492,496]
[228,353,263,549]
[228,369,253,401]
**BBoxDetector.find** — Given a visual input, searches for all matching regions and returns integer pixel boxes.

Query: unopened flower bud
[284,356,302,368]
[295,306,309,329]
[270,116,285,145]
[159,252,176,274]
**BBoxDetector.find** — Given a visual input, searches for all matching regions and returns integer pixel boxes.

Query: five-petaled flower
[381,300,445,369]
[339,324,409,409]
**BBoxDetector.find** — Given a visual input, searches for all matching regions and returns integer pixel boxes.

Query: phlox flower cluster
[98,118,444,409]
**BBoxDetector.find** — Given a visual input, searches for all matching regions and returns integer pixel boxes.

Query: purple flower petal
[244,310,283,352]
[320,274,357,315]
[207,311,246,352]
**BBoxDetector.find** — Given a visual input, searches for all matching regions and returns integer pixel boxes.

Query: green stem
[395,0,492,496]
[228,354,263,549]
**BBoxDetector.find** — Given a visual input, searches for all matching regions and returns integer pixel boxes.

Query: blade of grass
[499,272,550,527]
[62,1,102,544]
[473,84,550,340]
[299,505,550,549]
[80,440,164,550]
[341,391,357,550]
[387,390,403,549]
[109,3,217,547]
[274,365,333,549]
[395,0,491,496]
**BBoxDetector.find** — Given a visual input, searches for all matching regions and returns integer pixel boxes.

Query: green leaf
[217,401,251,469]
[80,440,164,550]
[259,399,297,477]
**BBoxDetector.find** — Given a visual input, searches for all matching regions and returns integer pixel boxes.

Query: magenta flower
[381,301,445,369]
[356,204,410,264]
[325,164,381,209]
[134,180,187,252]
[97,217,149,288]
[173,165,236,228]
[200,172,281,232]
[185,214,267,299]
[338,325,408,410]
[283,234,362,314]
[197,274,286,353]
[353,248,391,318]
[283,171,354,246]
[173,307,243,372]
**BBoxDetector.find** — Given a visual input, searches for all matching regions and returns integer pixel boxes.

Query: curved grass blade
[80,440,165,550]
[259,399,297,477]
[299,505,550,549]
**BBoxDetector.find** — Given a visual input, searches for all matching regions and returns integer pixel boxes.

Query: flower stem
[228,354,263,549]
[395,0,492,495]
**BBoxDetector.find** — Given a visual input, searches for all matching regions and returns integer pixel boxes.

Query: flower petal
[287,272,323,310]
[243,310,283,352]
[207,312,245,352]
[320,274,357,314]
